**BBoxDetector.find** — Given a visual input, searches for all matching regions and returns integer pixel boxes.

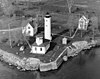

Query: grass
[0,0,99,68]
[0,0,100,45]
[0,16,22,29]
[0,28,24,45]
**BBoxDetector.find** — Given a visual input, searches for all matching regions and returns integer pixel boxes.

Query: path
[0,27,22,32]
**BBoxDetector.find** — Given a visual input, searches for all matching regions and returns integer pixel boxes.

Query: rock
[63,56,68,61]
[17,66,21,69]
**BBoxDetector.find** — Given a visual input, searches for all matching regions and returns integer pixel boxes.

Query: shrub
[1,38,8,43]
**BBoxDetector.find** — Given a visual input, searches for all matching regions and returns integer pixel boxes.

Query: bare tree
[90,15,98,39]
[67,14,74,36]
[66,0,74,13]
[67,13,79,37]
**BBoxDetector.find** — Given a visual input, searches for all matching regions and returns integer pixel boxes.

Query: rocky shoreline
[0,39,98,72]
[0,49,40,71]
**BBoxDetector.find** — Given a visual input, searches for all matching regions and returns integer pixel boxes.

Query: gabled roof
[22,18,36,28]
[79,15,89,22]
[29,21,35,28]
[36,33,43,38]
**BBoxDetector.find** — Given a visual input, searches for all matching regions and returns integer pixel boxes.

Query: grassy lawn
[0,0,99,46]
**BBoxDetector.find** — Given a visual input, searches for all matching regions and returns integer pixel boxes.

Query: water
[0,47,100,79]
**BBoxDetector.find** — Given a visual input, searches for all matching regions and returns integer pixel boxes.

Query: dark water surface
[0,48,100,79]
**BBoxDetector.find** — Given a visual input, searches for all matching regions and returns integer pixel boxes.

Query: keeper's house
[22,20,37,36]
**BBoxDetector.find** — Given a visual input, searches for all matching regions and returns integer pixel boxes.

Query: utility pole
[81,30,83,38]
[92,27,95,40]
[23,33,31,49]
[8,23,12,48]
[37,3,41,22]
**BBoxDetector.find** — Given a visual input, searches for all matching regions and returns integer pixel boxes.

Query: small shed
[62,37,67,45]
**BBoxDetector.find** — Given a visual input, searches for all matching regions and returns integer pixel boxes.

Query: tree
[67,13,79,37]
[90,13,99,39]
[0,0,14,16]
[67,14,74,36]
[66,0,74,13]
[91,16,98,38]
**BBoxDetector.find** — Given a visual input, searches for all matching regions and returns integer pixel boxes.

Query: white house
[22,20,37,36]
[78,15,89,30]
[30,34,50,54]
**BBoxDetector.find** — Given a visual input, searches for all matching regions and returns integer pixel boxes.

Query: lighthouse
[30,13,51,54]
[44,13,52,40]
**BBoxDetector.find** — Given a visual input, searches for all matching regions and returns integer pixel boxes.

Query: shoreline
[0,49,40,71]
[0,39,98,72]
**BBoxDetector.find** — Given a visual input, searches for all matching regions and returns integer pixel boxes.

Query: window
[35,47,37,51]
[28,26,30,29]
[40,48,42,51]
[28,31,31,34]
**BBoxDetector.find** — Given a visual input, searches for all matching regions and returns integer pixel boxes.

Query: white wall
[44,17,52,40]
[45,43,50,51]
[31,46,46,54]
[26,23,34,36]
[31,46,36,53]
[37,47,45,54]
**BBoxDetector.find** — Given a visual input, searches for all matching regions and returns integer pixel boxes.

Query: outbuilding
[78,15,89,30]
[30,34,50,54]
[62,37,67,45]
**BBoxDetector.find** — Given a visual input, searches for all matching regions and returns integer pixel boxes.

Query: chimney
[44,12,52,40]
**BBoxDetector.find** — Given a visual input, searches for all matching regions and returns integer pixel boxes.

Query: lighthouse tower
[44,13,52,40]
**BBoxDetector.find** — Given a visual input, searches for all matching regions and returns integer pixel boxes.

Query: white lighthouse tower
[44,13,52,40]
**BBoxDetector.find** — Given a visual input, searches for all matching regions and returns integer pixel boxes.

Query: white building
[78,15,89,30]
[62,37,67,44]
[30,34,50,54]
[30,13,52,54]
[44,13,52,40]
[22,20,37,36]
